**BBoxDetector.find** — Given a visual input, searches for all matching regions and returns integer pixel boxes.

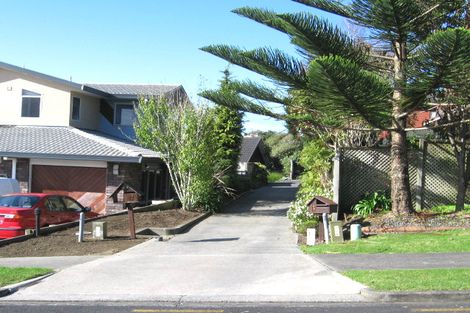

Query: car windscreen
[0,195,40,208]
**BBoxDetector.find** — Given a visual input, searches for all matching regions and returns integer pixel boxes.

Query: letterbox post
[127,204,136,239]
[307,196,338,244]
[34,207,41,237]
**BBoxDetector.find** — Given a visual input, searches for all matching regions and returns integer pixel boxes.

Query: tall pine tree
[200,0,468,215]
[212,69,244,189]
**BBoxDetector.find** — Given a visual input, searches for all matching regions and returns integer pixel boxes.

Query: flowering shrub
[287,140,332,234]
[287,189,319,234]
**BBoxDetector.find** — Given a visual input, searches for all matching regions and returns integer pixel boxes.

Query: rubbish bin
[350,224,362,241]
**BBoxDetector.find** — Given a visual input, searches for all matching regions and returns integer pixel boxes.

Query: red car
[0,193,98,239]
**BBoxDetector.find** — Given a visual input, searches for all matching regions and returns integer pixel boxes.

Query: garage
[31,165,107,213]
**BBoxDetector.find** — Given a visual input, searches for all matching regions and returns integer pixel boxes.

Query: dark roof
[0,126,160,163]
[85,84,185,100]
[239,136,267,163]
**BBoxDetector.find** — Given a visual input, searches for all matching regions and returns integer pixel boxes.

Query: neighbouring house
[0,61,187,214]
[237,136,269,176]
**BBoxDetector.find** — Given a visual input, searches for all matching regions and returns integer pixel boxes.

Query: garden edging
[361,288,470,302]
[137,211,211,236]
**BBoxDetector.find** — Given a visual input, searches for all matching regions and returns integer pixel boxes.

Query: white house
[0,61,186,214]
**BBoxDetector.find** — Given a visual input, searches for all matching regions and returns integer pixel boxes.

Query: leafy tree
[134,97,218,211]
[200,0,467,215]
[260,131,304,175]
[212,69,244,189]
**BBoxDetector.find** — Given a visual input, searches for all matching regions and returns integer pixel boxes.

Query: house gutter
[0,152,147,164]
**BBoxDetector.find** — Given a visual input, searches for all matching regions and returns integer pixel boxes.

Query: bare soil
[0,209,202,257]
[360,211,470,233]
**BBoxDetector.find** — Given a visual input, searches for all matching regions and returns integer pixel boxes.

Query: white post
[78,212,85,243]
[11,158,17,180]
[332,150,340,204]
[322,213,330,244]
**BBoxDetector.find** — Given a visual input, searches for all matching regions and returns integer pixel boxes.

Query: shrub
[353,191,391,217]
[287,140,333,234]
[287,189,319,234]
[267,171,284,183]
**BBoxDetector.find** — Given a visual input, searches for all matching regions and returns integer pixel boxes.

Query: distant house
[0,61,187,214]
[238,136,269,176]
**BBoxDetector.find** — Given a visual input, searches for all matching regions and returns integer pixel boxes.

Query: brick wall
[105,162,143,214]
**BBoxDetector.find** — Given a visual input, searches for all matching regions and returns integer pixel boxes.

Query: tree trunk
[454,120,469,211]
[390,41,413,215]
[390,129,413,214]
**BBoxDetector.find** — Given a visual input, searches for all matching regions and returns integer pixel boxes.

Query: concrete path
[314,252,470,271]
[0,256,102,270]
[3,181,365,302]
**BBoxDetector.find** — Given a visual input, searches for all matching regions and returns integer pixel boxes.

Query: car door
[44,196,67,224]
[60,196,84,223]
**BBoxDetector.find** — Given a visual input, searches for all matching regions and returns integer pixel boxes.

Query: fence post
[415,139,427,211]
[333,148,341,207]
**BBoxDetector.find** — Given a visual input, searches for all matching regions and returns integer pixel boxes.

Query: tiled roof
[239,136,263,163]
[0,126,160,163]
[86,84,182,98]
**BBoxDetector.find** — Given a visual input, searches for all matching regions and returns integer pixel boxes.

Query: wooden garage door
[32,165,106,213]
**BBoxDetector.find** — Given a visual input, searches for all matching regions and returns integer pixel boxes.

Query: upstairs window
[115,104,135,126]
[21,90,41,117]
[72,97,80,121]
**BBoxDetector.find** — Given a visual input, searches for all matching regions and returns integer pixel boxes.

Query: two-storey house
[0,61,186,214]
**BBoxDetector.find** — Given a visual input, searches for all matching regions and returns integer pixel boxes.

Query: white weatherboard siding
[69,92,100,130]
[0,69,70,126]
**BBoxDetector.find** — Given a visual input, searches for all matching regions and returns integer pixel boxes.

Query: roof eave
[0,152,149,164]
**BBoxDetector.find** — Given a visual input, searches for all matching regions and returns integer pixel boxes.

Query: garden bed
[0,208,203,257]
[361,211,470,234]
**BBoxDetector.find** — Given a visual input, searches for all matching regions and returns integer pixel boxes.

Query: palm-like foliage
[200,0,469,214]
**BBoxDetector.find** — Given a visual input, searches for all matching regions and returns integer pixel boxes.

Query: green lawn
[302,229,470,254]
[344,268,470,291]
[0,267,52,287]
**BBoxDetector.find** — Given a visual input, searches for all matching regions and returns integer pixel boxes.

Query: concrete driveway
[4,181,364,302]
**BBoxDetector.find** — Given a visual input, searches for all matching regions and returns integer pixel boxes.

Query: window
[0,195,40,208]
[21,90,40,117]
[72,97,80,121]
[45,197,66,212]
[115,104,135,125]
[62,196,83,212]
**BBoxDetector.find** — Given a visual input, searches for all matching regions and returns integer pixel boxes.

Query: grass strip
[0,267,52,287]
[302,229,470,254]
[344,268,470,291]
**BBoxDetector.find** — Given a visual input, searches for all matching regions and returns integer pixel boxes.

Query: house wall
[0,69,71,126]
[69,92,101,130]
[0,158,29,192]
[106,162,143,214]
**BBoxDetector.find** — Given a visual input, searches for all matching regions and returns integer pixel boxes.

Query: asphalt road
[2,302,470,313]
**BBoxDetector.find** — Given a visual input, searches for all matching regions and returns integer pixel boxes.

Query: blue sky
[0,0,344,133]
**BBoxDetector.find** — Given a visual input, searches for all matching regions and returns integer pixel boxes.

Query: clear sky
[0,0,344,133]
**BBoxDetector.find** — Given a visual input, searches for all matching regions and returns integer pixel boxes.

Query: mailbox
[307,196,338,214]
[109,181,142,206]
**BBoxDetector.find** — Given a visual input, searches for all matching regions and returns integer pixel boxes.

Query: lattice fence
[338,141,467,213]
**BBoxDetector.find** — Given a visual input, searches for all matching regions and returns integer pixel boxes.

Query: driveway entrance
[5,181,364,302]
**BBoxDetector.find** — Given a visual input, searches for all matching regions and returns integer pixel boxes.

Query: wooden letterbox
[123,191,140,203]
[307,196,338,214]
